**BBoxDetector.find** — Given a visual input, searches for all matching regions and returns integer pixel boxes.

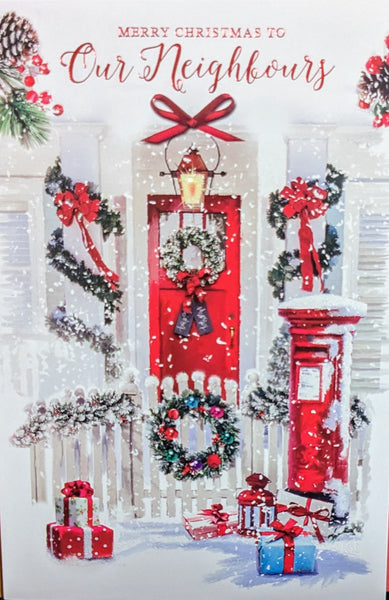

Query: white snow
[280,294,367,317]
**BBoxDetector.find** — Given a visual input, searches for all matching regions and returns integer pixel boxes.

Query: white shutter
[0,212,33,334]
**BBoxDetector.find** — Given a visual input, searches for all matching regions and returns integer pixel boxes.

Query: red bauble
[24,75,35,87]
[167,408,179,420]
[26,90,39,103]
[164,427,178,440]
[358,99,370,109]
[366,55,383,74]
[373,116,383,128]
[52,104,64,116]
[206,453,221,468]
[382,113,389,127]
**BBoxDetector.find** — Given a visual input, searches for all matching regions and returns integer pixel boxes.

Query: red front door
[148,194,240,389]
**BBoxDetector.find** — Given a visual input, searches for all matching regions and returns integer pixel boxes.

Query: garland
[357,34,389,127]
[11,390,138,447]
[47,228,122,324]
[45,158,124,240]
[243,386,289,426]
[267,164,345,300]
[47,306,123,380]
[160,226,225,286]
[148,389,240,480]
[349,396,370,438]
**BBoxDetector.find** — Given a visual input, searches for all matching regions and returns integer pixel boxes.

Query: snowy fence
[22,369,369,521]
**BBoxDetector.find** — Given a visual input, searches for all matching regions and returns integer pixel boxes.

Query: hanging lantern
[237,473,276,537]
[177,148,209,209]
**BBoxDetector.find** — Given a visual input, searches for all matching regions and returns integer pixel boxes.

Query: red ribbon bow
[276,498,330,543]
[267,518,304,573]
[177,268,212,312]
[280,177,328,292]
[54,184,119,289]
[61,480,94,498]
[200,503,230,525]
[143,94,243,144]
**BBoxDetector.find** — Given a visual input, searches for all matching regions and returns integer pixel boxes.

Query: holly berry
[39,63,50,75]
[366,55,383,74]
[52,104,64,116]
[373,116,383,128]
[17,65,25,73]
[25,90,39,103]
[167,408,179,420]
[24,75,35,87]
[382,113,389,127]
[358,99,370,109]
[39,91,52,105]
[32,54,43,66]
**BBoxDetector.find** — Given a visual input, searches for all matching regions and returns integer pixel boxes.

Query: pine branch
[0,90,50,147]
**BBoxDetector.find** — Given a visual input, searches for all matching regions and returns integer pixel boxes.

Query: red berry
[39,91,52,105]
[17,65,25,73]
[26,90,39,103]
[366,55,383,74]
[382,113,389,126]
[385,35,389,49]
[373,116,383,128]
[52,104,64,116]
[24,75,35,87]
[167,408,179,420]
[358,99,370,109]
[164,427,178,440]
[32,54,43,66]
[39,63,50,75]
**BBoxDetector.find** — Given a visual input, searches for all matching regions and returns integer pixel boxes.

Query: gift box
[276,489,333,543]
[55,496,100,527]
[183,503,238,540]
[257,519,316,575]
[46,523,113,559]
[47,480,113,560]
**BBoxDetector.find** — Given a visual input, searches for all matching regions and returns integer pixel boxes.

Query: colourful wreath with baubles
[148,389,240,481]
[358,34,389,127]
[159,226,225,336]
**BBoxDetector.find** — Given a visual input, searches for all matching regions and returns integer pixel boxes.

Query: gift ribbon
[265,519,304,574]
[276,498,330,543]
[54,184,119,290]
[177,268,211,313]
[199,504,230,536]
[142,94,243,144]
[61,480,94,527]
[280,177,328,292]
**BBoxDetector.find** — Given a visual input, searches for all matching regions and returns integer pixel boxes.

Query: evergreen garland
[349,396,370,438]
[47,306,122,380]
[46,228,122,324]
[45,158,124,240]
[11,390,138,447]
[267,164,345,300]
[148,389,240,481]
[327,521,364,540]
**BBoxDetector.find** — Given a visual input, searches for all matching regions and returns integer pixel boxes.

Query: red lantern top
[237,473,275,506]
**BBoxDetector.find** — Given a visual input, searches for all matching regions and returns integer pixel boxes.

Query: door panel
[148,195,240,390]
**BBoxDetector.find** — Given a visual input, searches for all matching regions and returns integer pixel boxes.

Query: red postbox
[279,294,366,516]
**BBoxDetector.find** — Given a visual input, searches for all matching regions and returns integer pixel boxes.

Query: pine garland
[0,89,50,147]
[11,390,138,447]
[47,306,123,380]
[267,163,345,300]
[349,396,370,438]
[148,389,240,481]
[46,228,122,324]
[327,521,364,540]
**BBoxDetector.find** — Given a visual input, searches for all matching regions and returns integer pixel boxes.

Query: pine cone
[0,12,39,65]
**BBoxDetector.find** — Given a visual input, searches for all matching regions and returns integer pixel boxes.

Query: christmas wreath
[11,390,138,447]
[160,226,225,286]
[148,389,240,480]
[357,34,389,127]
[267,164,345,300]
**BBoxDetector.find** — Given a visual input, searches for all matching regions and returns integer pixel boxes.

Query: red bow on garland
[177,268,212,313]
[142,94,243,144]
[276,499,330,543]
[200,503,230,525]
[61,480,94,498]
[54,184,119,289]
[280,177,328,292]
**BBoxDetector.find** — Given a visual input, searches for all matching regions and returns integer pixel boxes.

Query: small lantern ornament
[177,148,209,209]
[237,473,276,537]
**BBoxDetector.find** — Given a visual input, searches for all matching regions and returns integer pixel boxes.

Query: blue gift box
[257,527,316,575]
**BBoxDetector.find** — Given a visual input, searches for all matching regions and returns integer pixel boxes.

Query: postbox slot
[294,345,329,362]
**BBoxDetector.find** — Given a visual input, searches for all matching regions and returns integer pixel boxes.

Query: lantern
[177,148,209,208]
[237,473,276,537]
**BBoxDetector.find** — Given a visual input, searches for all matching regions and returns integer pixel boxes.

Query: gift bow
[276,498,330,543]
[142,94,243,144]
[61,480,94,498]
[265,519,305,574]
[54,184,119,290]
[177,268,212,312]
[280,177,328,292]
[200,503,230,524]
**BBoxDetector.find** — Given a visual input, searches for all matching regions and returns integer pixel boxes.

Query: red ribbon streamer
[280,177,328,292]
[177,268,211,313]
[61,480,94,527]
[200,503,230,525]
[54,184,119,289]
[276,498,330,543]
[267,519,304,574]
[143,94,243,144]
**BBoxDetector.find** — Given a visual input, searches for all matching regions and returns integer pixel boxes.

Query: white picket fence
[23,369,369,522]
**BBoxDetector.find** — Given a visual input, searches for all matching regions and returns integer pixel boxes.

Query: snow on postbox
[278,295,366,517]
